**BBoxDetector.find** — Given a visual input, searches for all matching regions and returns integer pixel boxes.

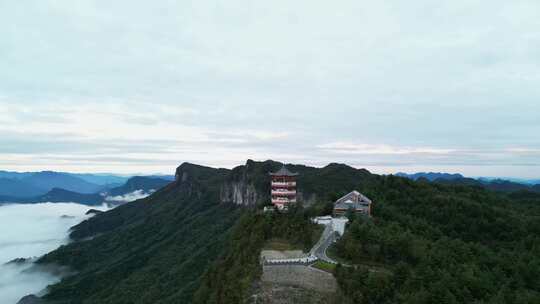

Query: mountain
[0,175,171,205]
[38,163,241,303]
[26,160,540,303]
[435,177,539,193]
[479,177,540,185]
[31,188,105,205]
[483,179,532,193]
[0,195,21,204]
[400,172,540,194]
[0,170,34,180]
[0,188,104,205]
[0,178,47,197]
[147,174,176,181]
[33,161,370,303]
[21,171,102,194]
[433,176,484,187]
[107,176,172,196]
[395,172,464,181]
[69,173,130,186]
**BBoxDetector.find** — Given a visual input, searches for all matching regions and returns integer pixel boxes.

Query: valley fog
[0,203,109,304]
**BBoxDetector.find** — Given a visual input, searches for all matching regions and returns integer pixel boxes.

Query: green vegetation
[263,239,304,251]
[38,163,240,304]
[312,261,337,274]
[194,205,322,304]
[34,160,540,304]
[333,175,540,304]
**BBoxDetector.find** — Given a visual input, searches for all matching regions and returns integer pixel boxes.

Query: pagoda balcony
[271,181,296,187]
[271,190,297,196]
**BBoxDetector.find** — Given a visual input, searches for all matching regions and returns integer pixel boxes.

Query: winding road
[310,223,338,264]
[264,220,343,266]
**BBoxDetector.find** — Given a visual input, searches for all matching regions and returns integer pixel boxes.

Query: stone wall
[261,265,337,293]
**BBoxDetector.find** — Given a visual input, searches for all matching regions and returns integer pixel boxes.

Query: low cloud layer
[0,203,110,303]
[105,189,155,203]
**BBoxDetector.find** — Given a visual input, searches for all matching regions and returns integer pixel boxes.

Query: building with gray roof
[333,190,372,216]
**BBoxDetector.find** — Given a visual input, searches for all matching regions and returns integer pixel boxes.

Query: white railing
[271,182,296,187]
[271,190,296,195]
[272,198,297,203]
[262,255,318,265]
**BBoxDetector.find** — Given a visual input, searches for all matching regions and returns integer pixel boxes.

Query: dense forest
[38,163,241,304]
[333,177,540,303]
[193,206,321,304]
[32,160,540,304]
[192,170,540,303]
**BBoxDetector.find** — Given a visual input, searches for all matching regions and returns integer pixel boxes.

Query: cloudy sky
[1,1,539,177]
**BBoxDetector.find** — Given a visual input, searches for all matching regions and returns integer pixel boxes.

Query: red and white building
[270,165,298,210]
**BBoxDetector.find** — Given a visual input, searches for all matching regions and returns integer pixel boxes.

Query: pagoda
[269,164,298,210]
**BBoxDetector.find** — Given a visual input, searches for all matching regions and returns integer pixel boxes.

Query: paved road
[311,224,338,264]
[264,222,340,266]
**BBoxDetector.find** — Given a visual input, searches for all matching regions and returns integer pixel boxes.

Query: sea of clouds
[0,202,110,304]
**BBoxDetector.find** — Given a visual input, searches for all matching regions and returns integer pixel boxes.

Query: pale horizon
[2,160,539,180]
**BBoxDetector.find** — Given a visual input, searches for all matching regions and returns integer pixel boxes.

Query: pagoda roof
[269,164,299,176]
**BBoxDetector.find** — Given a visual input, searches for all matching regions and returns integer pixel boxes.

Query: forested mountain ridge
[194,169,540,303]
[395,172,464,181]
[31,160,371,303]
[330,177,540,303]
[106,176,171,197]
[26,160,540,303]
[398,172,540,193]
[37,163,241,304]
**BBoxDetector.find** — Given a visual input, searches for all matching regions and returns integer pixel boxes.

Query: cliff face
[218,159,275,206]
[197,159,370,207]
[220,181,262,206]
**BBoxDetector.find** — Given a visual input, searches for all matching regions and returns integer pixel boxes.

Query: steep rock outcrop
[219,159,281,206]
[220,181,261,206]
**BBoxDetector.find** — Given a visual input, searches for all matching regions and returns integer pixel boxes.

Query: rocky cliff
[220,181,262,205]
[182,159,370,207]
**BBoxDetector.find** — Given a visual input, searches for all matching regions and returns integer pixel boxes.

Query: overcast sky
[1,1,539,177]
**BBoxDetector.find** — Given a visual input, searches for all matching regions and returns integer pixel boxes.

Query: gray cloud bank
[0,1,539,177]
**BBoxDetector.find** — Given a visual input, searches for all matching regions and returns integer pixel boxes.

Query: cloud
[0,203,111,303]
[0,1,539,177]
[105,190,155,203]
[0,262,60,304]
[317,142,455,155]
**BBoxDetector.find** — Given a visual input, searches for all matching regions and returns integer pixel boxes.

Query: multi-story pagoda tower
[269,164,298,210]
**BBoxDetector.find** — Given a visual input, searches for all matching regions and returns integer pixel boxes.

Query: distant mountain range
[395,172,464,181]
[0,170,172,205]
[396,172,540,193]
[0,177,46,197]
[31,188,105,205]
[0,171,122,197]
[107,176,171,197]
